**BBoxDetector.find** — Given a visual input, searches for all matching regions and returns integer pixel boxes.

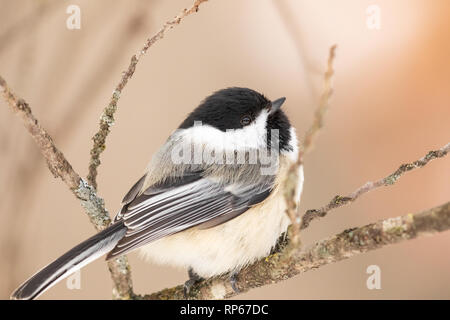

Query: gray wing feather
[107,170,274,259]
[121,174,147,205]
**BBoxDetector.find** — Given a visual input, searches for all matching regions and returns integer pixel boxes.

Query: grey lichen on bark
[87,0,209,189]
[108,255,134,300]
[2,0,449,300]
[144,201,450,300]
[84,0,210,299]
[1,0,211,301]
[1,74,136,298]
[301,142,450,230]
[74,179,111,229]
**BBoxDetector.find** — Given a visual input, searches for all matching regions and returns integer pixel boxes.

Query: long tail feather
[11,222,127,300]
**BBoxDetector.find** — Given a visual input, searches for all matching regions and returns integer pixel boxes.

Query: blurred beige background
[0,0,449,300]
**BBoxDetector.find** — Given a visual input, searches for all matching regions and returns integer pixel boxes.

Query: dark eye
[240,115,252,126]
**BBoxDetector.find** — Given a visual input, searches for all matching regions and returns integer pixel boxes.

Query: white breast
[139,157,304,278]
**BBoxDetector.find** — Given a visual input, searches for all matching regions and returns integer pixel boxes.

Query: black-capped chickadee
[12,87,304,300]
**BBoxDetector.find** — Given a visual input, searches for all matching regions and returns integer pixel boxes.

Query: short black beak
[270,97,286,115]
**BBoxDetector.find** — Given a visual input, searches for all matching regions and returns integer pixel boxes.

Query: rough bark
[144,201,450,300]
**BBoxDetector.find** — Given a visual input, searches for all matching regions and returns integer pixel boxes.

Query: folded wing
[107,170,274,258]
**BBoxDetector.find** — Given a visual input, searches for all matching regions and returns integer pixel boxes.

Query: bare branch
[284,45,337,243]
[87,0,209,189]
[1,76,80,193]
[3,0,448,301]
[0,75,133,298]
[2,0,210,300]
[301,44,337,158]
[136,43,449,299]
[86,0,209,298]
[301,142,450,230]
[144,201,450,300]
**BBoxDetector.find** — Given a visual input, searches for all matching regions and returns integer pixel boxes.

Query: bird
[11,87,304,300]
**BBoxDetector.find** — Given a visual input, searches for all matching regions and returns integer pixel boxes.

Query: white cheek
[174,110,269,152]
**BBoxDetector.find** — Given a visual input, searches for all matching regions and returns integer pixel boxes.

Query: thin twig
[301,142,450,230]
[56,6,151,142]
[284,45,337,243]
[87,0,209,298]
[0,75,134,298]
[3,0,448,301]
[87,0,209,189]
[2,0,210,300]
[300,44,336,158]
[0,76,81,192]
[144,201,450,299]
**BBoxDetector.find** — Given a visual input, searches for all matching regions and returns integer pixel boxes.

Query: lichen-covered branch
[144,201,450,300]
[3,0,211,300]
[87,0,209,189]
[301,142,450,230]
[2,0,448,300]
[300,44,337,158]
[0,75,132,299]
[86,0,209,298]
[0,75,110,228]
[284,45,337,242]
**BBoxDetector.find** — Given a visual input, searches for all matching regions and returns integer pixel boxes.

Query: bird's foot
[229,271,240,294]
[183,267,203,299]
